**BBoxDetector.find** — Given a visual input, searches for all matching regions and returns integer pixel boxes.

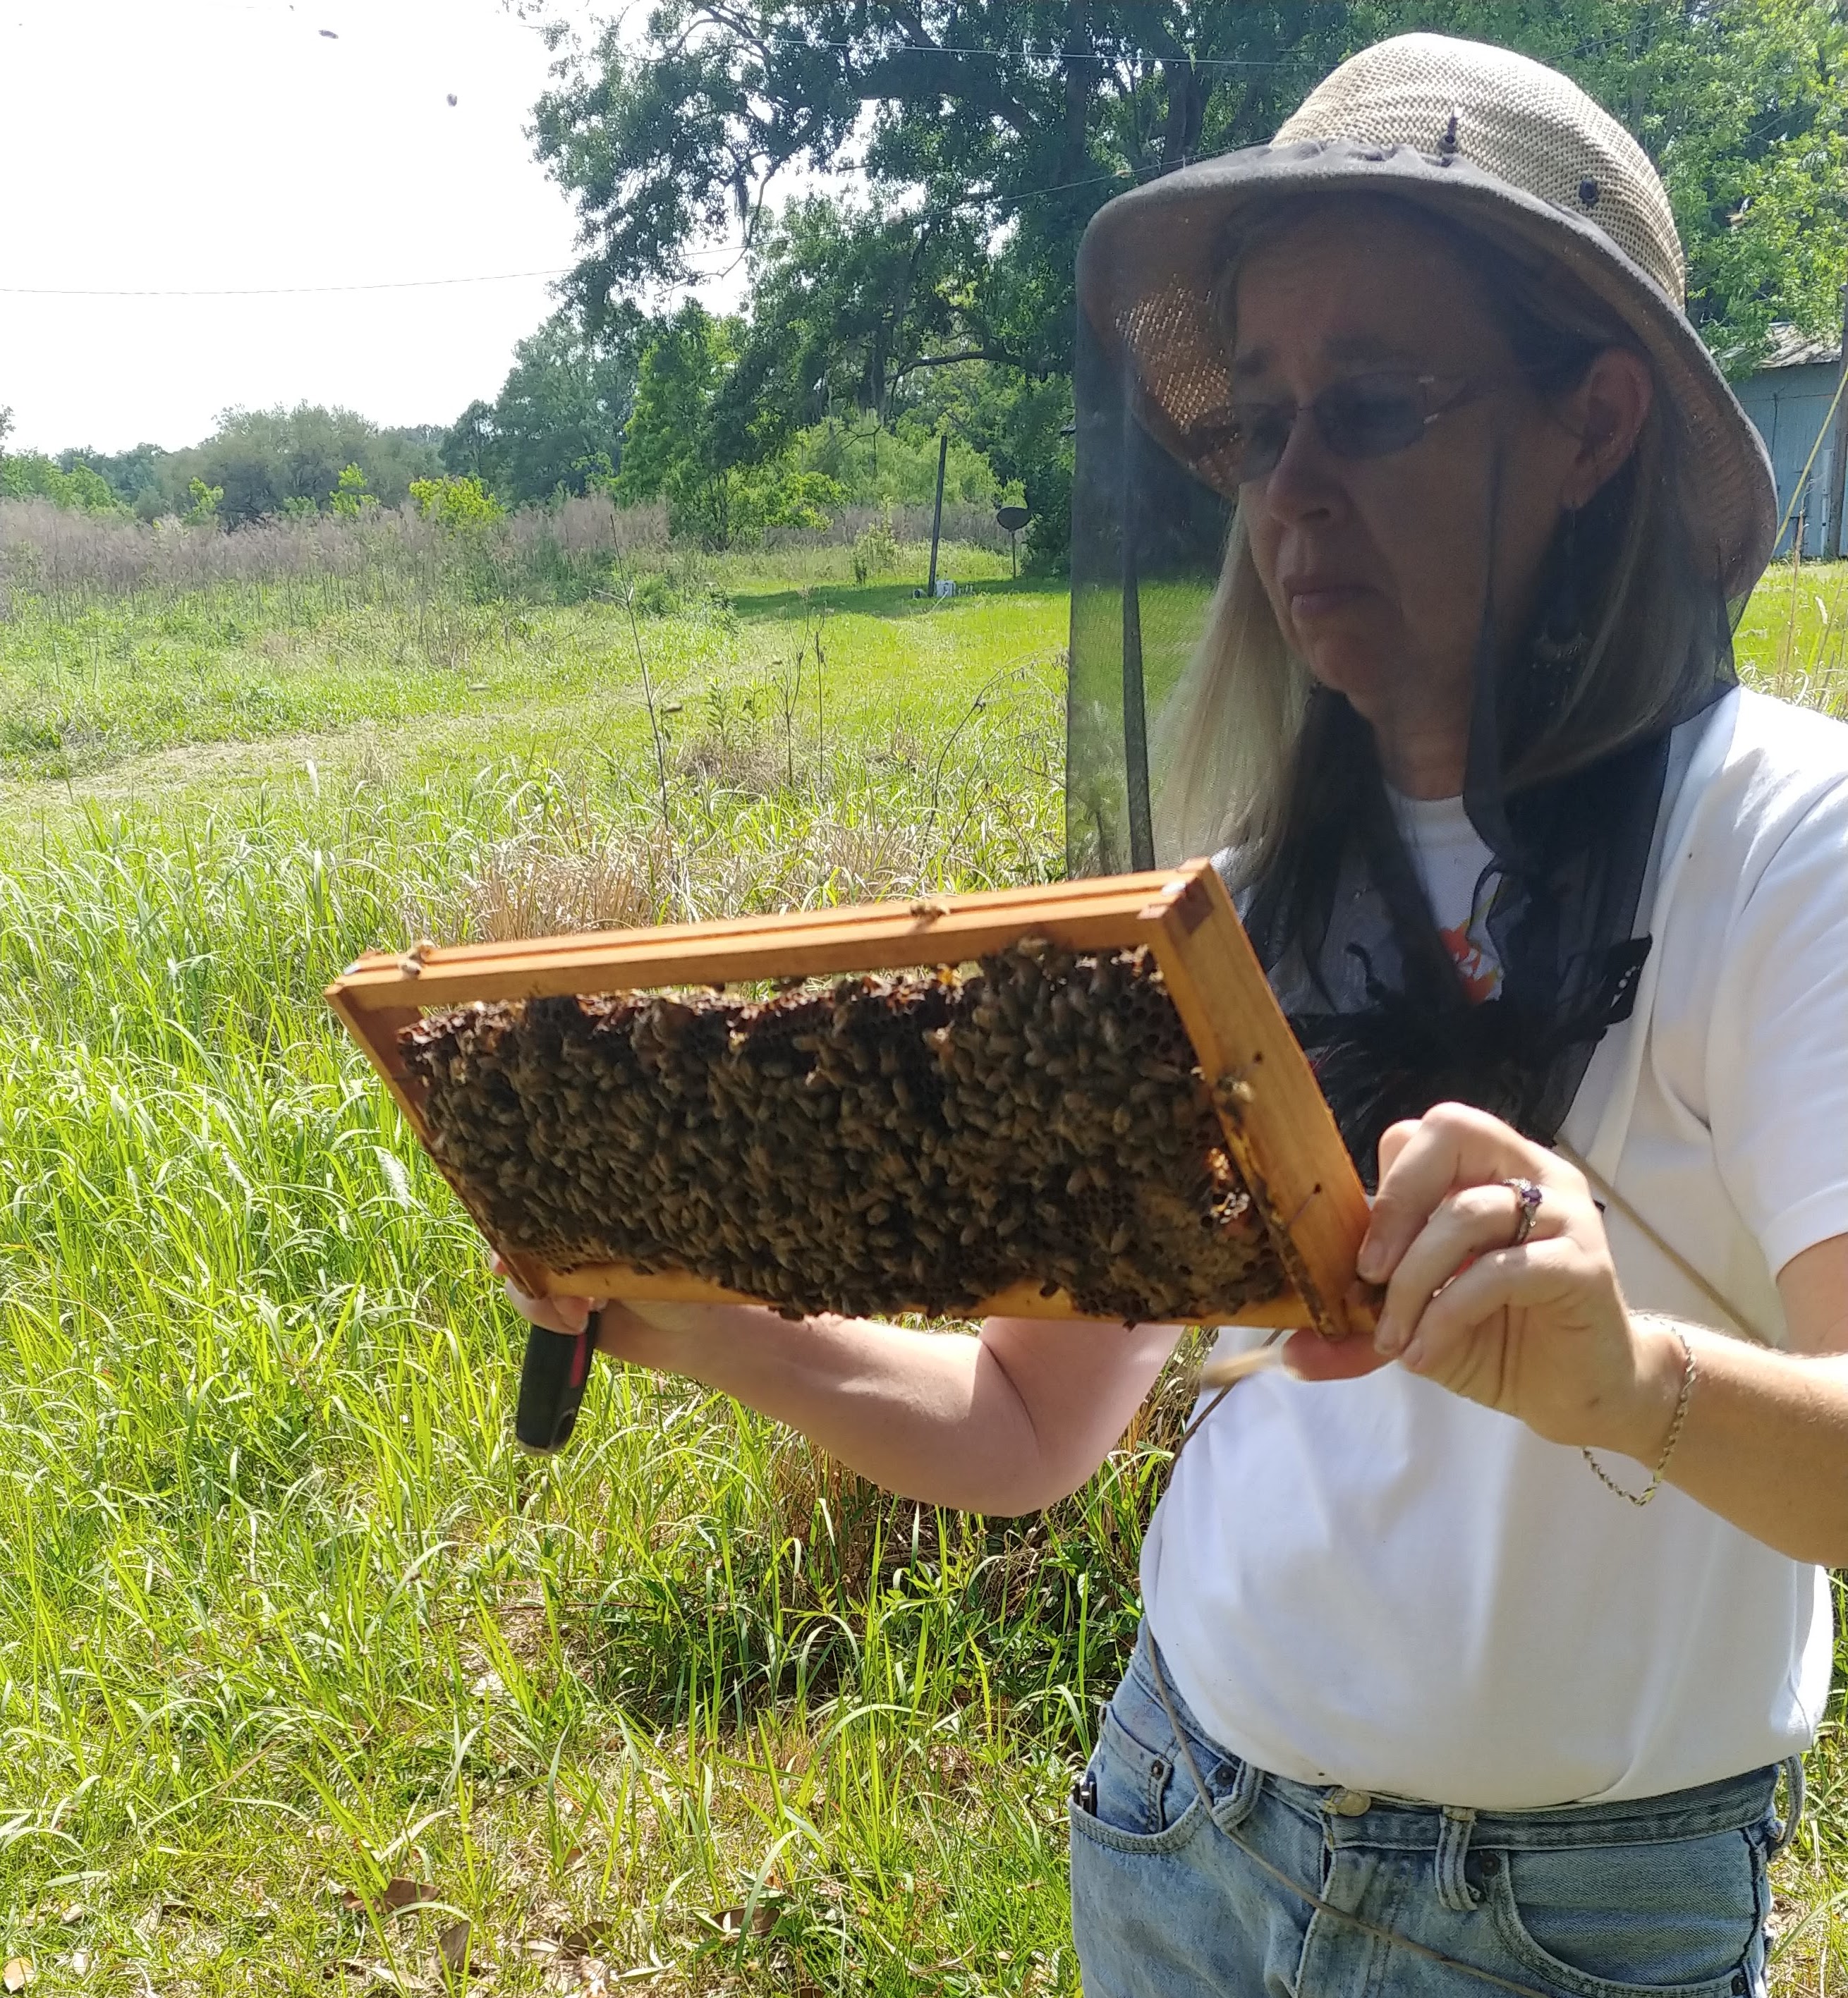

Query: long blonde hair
[1151,195,1720,882]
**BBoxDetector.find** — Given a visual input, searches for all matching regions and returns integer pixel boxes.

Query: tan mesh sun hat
[1077,32,1777,597]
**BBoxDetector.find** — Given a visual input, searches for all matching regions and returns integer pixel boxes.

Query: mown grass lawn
[0,547,1840,1994]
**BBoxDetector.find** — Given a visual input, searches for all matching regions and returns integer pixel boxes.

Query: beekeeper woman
[505,33,1848,1997]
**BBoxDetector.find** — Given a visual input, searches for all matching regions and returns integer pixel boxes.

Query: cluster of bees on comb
[400,939,1284,1322]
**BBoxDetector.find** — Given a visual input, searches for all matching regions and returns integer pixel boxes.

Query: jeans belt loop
[1435,1804,1482,1912]
[1772,1754,1806,1856]
[1212,1748,1263,1834]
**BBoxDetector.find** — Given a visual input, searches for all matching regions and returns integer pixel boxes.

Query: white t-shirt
[1385,788,1503,1001]
[1143,688,1848,1808]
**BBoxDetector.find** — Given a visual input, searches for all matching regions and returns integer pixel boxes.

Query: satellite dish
[995,504,1031,578]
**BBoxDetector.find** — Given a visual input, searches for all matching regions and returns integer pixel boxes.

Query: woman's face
[1232,206,1593,794]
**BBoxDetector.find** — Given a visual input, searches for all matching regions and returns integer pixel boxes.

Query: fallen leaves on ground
[320,1964,421,1992]
[340,1878,438,1918]
[2,1961,32,1992]
[437,1920,472,1971]
[710,1895,782,1939]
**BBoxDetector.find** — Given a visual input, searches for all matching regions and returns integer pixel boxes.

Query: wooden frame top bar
[331,868,1194,1012]
[327,861,1375,1341]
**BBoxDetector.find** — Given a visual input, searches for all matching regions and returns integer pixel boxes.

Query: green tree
[535,4,1373,382]
[328,463,377,518]
[793,415,996,507]
[443,307,642,505]
[409,473,506,529]
[614,303,732,508]
[616,300,845,545]
[532,1,1848,396]
[522,4,1388,567]
[182,477,224,526]
[0,450,125,513]
[716,195,983,443]
[176,405,442,523]
[56,441,173,512]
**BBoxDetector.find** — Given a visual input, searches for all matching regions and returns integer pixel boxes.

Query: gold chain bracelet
[1581,1323,1696,1507]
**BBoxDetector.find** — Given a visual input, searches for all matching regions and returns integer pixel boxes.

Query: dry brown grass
[449,804,955,946]
[0,493,672,607]
[462,829,676,942]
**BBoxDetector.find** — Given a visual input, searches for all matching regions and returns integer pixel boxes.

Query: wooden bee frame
[325,860,1373,1337]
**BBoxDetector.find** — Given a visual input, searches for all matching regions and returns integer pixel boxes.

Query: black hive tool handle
[514,1310,601,1453]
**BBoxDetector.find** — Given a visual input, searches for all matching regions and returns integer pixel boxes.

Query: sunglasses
[1198,371,1514,485]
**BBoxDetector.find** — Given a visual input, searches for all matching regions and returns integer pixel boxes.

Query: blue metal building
[1732,324,1847,559]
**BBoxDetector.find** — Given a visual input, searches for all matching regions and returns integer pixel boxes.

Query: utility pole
[926,432,949,595]
[1825,281,1848,561]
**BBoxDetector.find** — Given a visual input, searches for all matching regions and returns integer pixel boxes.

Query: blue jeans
[1069,1624,1792,1998]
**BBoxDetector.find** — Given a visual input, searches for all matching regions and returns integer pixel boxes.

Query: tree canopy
[2,410,446,523]
[612,300,848,542]
[518,2,1848,564]
[184,406,442,525]
[533,1,1848,379]
[442,306,643,505]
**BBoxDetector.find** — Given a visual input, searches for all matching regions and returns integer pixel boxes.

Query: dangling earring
[1532,506,1586,669]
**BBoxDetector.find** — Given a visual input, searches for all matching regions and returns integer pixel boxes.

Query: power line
[2,30,1285,305]
[972,160,1147,203]
[721,36,1289,71]
[0,154,1158,305]
[0,267,575,300]
[0,235,753,302]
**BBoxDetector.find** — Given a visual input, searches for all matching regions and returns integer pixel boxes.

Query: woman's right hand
[490,1252,597,1338]
[490,1254,719,1371]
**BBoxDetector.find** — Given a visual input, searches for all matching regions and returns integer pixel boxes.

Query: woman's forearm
[1597,1318,1848,1564]
[596,1302,1181,1516]
[604,1304,1035,1512]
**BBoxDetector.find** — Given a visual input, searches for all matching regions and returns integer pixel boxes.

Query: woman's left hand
[1282,1100,1683,1457]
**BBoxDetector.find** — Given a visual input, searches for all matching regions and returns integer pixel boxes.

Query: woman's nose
[1256,409,1345,523]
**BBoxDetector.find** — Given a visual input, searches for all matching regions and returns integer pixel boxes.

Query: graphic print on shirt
[1387,789,1507,1006]
[1442,868,1504,1003]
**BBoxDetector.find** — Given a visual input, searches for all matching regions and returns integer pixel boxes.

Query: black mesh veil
[1067,313,1232,877]
[1064,247,1741,1183]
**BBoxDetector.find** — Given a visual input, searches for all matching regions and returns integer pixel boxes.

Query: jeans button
[1327,1789,1372,1817]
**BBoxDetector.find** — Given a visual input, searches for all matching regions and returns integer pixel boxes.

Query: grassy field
[0,532,1841,1995]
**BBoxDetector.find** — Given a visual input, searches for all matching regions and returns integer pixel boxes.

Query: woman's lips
[1287,582,1371,619]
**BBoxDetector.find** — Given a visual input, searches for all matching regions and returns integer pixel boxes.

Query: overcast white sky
[0,0,746,453]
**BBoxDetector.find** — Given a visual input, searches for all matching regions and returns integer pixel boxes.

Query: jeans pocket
[1069,1705,1206,1856]
[1485,1825,1765,1998]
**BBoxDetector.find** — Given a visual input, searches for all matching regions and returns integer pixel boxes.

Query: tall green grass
[0,556,1839,1992]
[0,573,1119,1994]
[1734,550,1848,720]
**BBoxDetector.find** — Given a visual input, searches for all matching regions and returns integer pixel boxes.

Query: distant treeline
[0,403,445,527]
[0,300,1034,559]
